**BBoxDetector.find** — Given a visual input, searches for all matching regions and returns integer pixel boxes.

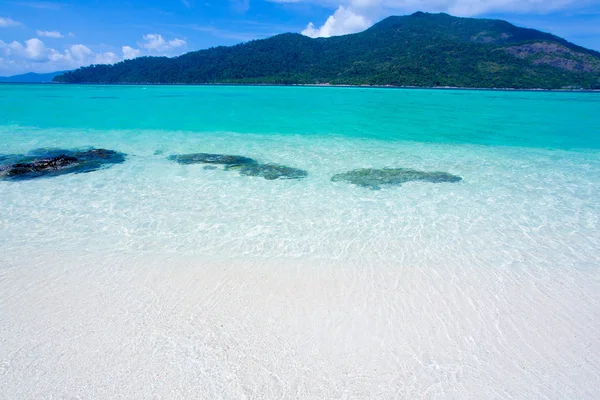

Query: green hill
[54,12,600,89]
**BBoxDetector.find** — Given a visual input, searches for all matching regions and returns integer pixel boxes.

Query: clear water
[1,84,599,266]
[2,84,600,399]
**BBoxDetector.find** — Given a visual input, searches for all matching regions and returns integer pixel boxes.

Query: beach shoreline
[2,81,595,93]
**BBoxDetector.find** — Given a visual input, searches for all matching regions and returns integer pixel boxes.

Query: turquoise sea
[1,84,600,399]
[1,84,599,264]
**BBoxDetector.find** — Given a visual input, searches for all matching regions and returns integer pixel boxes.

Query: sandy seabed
[0,252,598,400]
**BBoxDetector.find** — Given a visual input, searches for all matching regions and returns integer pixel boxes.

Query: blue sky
[1,0,600,75]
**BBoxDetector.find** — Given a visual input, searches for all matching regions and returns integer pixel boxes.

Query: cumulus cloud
[0,33,186,75]
[0,38,46,60]
[140,33,187,53]
[122,45,141,60]
[36,30,64,38]
[302,6,371,37]
[0,38,121,74]
[291,0,590,38]
[0,17,23,27]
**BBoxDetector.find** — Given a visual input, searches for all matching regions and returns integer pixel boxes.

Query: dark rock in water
[168,152,306,181]
[168,153,257,166]
[0,148,126,181]
[70,149,126,172]
[227,163,308,180]
[5,155,78,176]
[331,168,462,190]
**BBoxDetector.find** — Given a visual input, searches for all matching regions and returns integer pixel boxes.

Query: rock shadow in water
[331,168,462,190]
[0,148,127,181]
[227,163,308,180]
[168,153,308,180]
[168,153,257,166]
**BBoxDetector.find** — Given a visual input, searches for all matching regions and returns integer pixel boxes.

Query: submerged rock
[0,148,126,181]
[168,153,257,166]
[169,152,307,181]
[227,163,308,180]
[331,168,462,190]
[3,155,78,177]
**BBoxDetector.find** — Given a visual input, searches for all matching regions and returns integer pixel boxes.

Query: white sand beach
[1,251,598,399]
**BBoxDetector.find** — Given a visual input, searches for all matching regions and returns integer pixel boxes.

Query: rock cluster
[2,149,463,189]
[0,148,126,181]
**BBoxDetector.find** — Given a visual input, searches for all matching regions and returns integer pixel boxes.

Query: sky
[1,0,600,76]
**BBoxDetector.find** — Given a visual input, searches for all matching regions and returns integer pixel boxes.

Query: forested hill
[54,12,600,89]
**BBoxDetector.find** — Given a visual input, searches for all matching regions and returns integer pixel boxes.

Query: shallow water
[1,85,599,264]
[0,84,599,399]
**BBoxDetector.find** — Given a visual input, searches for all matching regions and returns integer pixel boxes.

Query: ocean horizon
[1,84,599,399]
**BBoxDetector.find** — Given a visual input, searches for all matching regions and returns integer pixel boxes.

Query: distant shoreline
[3,81,600,93]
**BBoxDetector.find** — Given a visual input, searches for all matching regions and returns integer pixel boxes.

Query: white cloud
[0,17,23,27]
[36,30,64,38]
[288,0,591,37]
[140,33,187,54]
[55,44,120,65]
[122,45,141,60]
[0,33,186,75]
[169,38,187,48]
[93,51,120,64]
[68,44,92,60]
[302,5,371,37]
[0,38,46,60]
[0,38,122,75]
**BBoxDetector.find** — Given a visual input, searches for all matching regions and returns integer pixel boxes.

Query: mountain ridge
[1,71,70,83]
[54,12,600,89]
